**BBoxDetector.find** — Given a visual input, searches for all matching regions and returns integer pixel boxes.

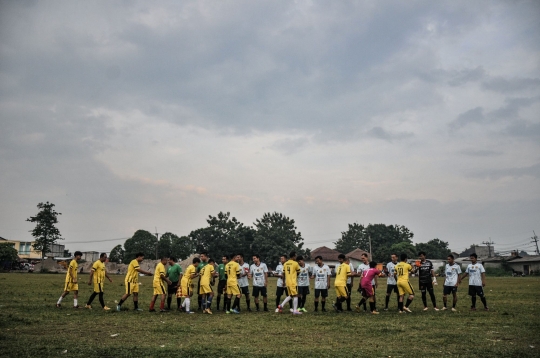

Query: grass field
[0,273,539,357]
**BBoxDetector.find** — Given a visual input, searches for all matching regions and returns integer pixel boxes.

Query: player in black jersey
[417,251,439,311]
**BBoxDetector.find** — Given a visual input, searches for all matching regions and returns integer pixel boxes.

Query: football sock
[480,297,487,308]
[362,301,367,311]
[118,298,125,306]
[428,288,436,307]
[452,300,456,308]
[293,297,298,311]
[422,292,427,307]
[177,298,181,308]
[233,297,240,310]
[134,301,138,309]
[443,298,447,308]
[167,297,172,309]
[98,293,105,308]
[150,299,155,310]
[314,301,319,310]
[398,301,403,311]
[346,295,351,310]
[322,301,326,310]
[303,296,307,308]
[281,296,291,307]
[255,302,260,310]
[57,296,63,305]
[216,296,221,310]
[359,298,366,307]
[369,302,375,312]
[87,292,97,305]
[160,301,165,310]
[73,299,78,307]
[264,302,267,310]
[207,296,213,309]
[405,298,412,308]
[185,298,191,312]
[246,299,250,309]
[471,296,477,308]
[385,295,390,308]
[276,297,281,308]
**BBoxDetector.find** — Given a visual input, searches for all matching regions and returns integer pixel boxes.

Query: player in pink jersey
[357,261,380,314]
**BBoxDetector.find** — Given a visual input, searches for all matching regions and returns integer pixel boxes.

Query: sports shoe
[314,308,318,312]
[247,307,252,312]
[231,309,240,314]
[321,308,327,312]
[275,308,280,313]
[403,307,412,313]
[56,303,61,308]
[103,306,111,311]
[423,307,429,311]
[300,307,308,313]
[204,308,212,315]
[383,307,388,311]
[149,309,156,312]
[73,305,81,309]
[434,307,439,311]
[441,307,447,311]
[160,309,169,313]
[399,310,404,314]
[355,305,361,313]
[116,305,121,312]
[186,311,195,314]
[470,307,476,311]
[484,307,489,311]
[289,308,294,313]
[226,310,231,314]
[277,305,283,313]
[346,308,353,312]
[135,308,143,311]
[263,308,269,312]
[371,311,380,315]
[292,310,302,315]
[332,302,338,312]
[85,304,92,309]
[451,308,457,312]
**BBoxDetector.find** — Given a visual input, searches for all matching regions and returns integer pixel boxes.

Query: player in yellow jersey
[116,252,153,311]
[277,251,302,315]
[178,257,200,314]
[225,254,242,314]
[56,251,83,308]
[85,253,113,310]
[199,254,218,314]
[333,254,354,312]
[394,253,415,313]
[149,256,172,312]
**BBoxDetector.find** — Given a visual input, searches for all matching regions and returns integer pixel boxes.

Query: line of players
[56,250,489,314]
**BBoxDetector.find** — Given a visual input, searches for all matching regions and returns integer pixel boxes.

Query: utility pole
[154,227,159,260]
[369,234,372,260]
[482,238,495,257]
[532,231,539,255]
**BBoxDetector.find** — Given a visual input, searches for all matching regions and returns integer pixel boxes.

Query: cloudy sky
[1,0,539,255]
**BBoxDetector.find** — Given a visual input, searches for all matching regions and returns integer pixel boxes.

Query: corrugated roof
[310,246,342,261]
[506,255,540,263]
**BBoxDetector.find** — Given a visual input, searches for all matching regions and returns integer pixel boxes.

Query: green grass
[0,273,539,357]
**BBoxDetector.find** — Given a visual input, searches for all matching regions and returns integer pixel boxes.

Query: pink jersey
[361,268,380,288]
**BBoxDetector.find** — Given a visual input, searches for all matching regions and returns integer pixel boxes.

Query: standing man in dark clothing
[417,251,439,311]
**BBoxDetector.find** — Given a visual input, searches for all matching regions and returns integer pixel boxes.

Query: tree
[26,202,64,271]
[389,241,416,260]
[171,235,194,261]
[63,249,71,257]
[157,232,174,258]
[0,244,19,266]
[415,238,451,259]
[123,230,157,261]
[109,244,125,263]
[252,212,308,268]
[334,223,367,254]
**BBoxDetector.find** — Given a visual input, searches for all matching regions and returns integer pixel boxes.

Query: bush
[485,267,512,277]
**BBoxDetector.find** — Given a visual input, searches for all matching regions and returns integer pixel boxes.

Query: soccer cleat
[186,311,195,314]
[116,305,121,312]
[470,307,477,311]
[149,309,156,312]
[231,309,240,314]
[434,307,439,311]
[160,309,169,313]
[56,303,61,308]
[263,308,269,312]
[371,311,380,315]
[300,308,308,313]
[423,307,429,311]
[103,306,111,311]
[73,305,81,309]
[441,307,447,311]
[346,308,353,312]
[403,307,412,313]
[204,308,213,315]
[292,310,302,315]
[135,308,143,311]
[399,310,404,314]
[332,302,338,312]
[277,305,283,313]
[314,308,318,312]
[85,304,92,309]
[383,307,388,311]
[321,308,327,312]
[484,307,489,311]
[289,308,294,313]
[355,305,361,313]
[275,308,280,313]
[247,308,252,312]
[226,310,231,314]
[451,308,457,312]
[256,308,260,312]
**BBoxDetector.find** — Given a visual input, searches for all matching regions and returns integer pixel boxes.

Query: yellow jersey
[225,261,241,286]
[125,259,140,283]
[153,262,166,286]
[283,259,301,287]
[181,264,197,285]
[200,263,215,286]
[65,259,78,283]
[91,260,105,283]
[334,263,351,287]
[395,262,412,283]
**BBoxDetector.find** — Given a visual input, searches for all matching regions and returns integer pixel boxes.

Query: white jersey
[357,263,375,285]
[250,263,268,287]
[238,262,249,287]
[465,263,485,286]
[386,261,397,285]
[313,264,331,289]
[297,264,311,287]
[276,263,284,287]
[444,263,462,286]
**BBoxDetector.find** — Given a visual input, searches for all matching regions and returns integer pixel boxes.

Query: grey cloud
[366,127,414,142]
[448,66,486,86]
[458,149,503,157]
[449,107,484,130]
[269,137,310,155]
[482,77,540,93]
[503,120,540,139]
[470,163,540,180]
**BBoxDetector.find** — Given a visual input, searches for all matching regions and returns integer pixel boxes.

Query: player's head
[369,261,377,268]
[361,253,369,263]
[280,255,287,264]
[252,254,260,264]
[297,255,304,265]
[469,253,477,263]
[169,257,177,265]
[315,255,323,266]
[391,253,398,263]
[160,256,168,264]
[400,253,408,262]
[222,255,228,264]
[193,257,201,264]
[200,252,209,262]
[99,252,107,262]
[208,258,215,265]
[237,253,244,263]
[418,251,426,260]
[338,253,346,263]
[447,254,455,264]
[135,252,145,262]
[74,251,82,260]
[289,251,296,259]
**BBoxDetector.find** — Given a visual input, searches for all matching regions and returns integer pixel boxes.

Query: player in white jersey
[311,255,331,312]
[237,253,251,311]
[296,256,311,313]
[442,254,462,312]
[459,253,489,311]
[356,253,376,312]
[384,253,399,311]
[249,254,269,311]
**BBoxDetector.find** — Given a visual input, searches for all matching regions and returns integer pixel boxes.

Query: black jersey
[418,260,434,283]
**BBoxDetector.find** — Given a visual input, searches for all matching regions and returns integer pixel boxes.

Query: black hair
[297,255,304,261]
[99,253,107,259]
[448,254,454,259]
[361,253,369,258]
[369,261,377,268]
[238,253,244,258]
[200,251,208,257]
[280,254,287,259]
[338,253,346,260]
[400,253,408,261]
[419,251,426,256]
[315,255,323,261]
[230,254,237,260]
[74,251,82,257]
[208,258,215,264]
[193,257,201,264]
[289,251,296,258]
[470,253,478,259]
[135,252,144,258]
[391,253,398,257]
[161,256,168,261]
[253,254,260,259]
[170,257,177,262]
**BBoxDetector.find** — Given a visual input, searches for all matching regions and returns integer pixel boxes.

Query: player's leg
[86,291,98,308]
[314,289,320,311]
[244,289,251,311]
[385,285,392,310]
[477,287,488,310]
[420,284,428,309]
[73,290,79,308]
[468,286,476,310]
[346,283,352,311]
[321,289,328,311]
[149,293,158,312]
[443,292,448,309]
[253,287,260,311]
[262,288,268,311]
[427,282,438,310]
[452,290,458,310]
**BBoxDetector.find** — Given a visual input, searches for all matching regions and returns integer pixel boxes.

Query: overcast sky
[1,0,539,255]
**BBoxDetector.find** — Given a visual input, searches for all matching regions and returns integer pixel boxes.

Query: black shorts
[239,286,250,295]
[217,280,226,294]
[314,289,328,298]
[276,286,288,297]
[468,285,484,297]
[168,281,179,294]
[419,281,433,292]
[297,286,310,296]
[443,285,458,295]
[386,284,398,295]
[252,286,267,297]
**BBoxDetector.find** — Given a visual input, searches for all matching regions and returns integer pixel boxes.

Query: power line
[531,231,539,255]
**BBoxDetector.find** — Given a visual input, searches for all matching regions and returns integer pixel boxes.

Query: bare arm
[481,272,486,287]
[105,272,112,282]
[136,268,152,275]
[88,270,94,285]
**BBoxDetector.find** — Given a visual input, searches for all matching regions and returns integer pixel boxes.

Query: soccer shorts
[177,282,192,298]
[361,285,374,298]
[153,283,167,295]
[443,285,458,295]
[168,281,178,294]
[125,281,139,294]
[276,286,288,297]
[335,285,349,298]
[314,289,328,298]
[227,285,241,296]
[200,283,212,294]
[286,285,298,296]
[419,281,433,292]
[93,282,103,293]
[468,285,484,297]
[386,284,398,295]
[64,282,78,292]
[297,286,310,297]
[240,286,250,295]
[217,280,227,294]
[252,286,267,297]
[397,281,414,296]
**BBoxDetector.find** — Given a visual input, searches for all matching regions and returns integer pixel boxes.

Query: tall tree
[389,241,416,260]
[157,232,174,257]
[252,212,307,268]
[123,230,157,261]
[415,238,451,259]
[334,223,367,254]
[26,202,64,271]
[171,235,194,261]
[109,244,125,263]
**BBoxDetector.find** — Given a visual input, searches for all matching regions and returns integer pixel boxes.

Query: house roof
[482,256,522,263]
[346,248,370,261]
[505,255,540,263]
[310,246,342,261]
